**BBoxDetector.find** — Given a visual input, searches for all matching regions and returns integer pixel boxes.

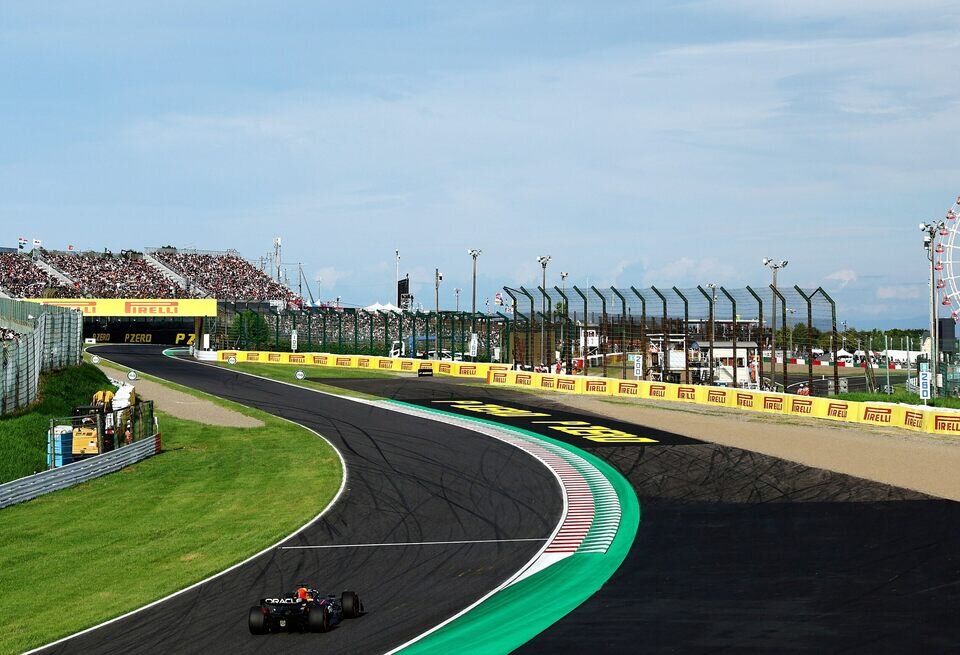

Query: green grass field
[0,363,115,483]
[0,375,341,655]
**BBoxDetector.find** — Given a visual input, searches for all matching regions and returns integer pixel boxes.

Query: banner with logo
[29,298,218,317]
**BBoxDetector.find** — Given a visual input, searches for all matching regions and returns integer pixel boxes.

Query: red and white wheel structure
[938,194,960,321]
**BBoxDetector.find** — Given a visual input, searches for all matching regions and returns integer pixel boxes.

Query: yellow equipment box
[72,427,99,456]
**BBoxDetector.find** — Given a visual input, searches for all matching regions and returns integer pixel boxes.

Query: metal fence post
[650,287,668,382]
[573,286,589,374]
[519,287,537,368]
[720,287,738,387]
[590,287,609,378]
[794,285,815,393]
[537,286,552,367]
[697,285,714,385]
[771,285,789,391]
[672,287,690,383]
[554,285,572,371]
[611,287,627,380]
[337,310,343,353]
[746,286,764,389]
[630,287,648,379]
[814,287,840,394]
[350,309,358,354]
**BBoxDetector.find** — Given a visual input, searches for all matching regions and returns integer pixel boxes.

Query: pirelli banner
[215,350,511,379]
[30,298,218,317]
[485,370,960,436]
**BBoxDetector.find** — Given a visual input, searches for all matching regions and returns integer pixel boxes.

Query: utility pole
[560,272,569,369]
[435,268,442,358]
[537,255,551,366]
[468,249,481,315]
[763,258,788,390]
[921,221,945,397]
[274,237,282,283]
[885,333,891,392]
[707,283,717,384]
[455,288,461,312]
[395,250,400,304]
[468,249,482,341]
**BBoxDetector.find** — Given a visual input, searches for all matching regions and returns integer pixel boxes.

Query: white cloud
[640,257,742,288]
[825,270,857,288]
[691,0,960,22]
[877,285,922,300]
[313,267,349,294]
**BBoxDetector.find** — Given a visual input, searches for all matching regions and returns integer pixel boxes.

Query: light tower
[762,258,788,389]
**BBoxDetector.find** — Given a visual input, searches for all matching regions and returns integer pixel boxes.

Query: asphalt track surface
[327,377,960,654]
[40,345,563,655]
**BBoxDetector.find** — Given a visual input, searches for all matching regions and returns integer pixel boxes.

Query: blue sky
[2,1,959,328]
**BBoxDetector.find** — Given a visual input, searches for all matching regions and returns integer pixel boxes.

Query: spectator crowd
[45,252,192,299]
[0,253,69,297]
[1,248,302,303]
[154,251,300,303]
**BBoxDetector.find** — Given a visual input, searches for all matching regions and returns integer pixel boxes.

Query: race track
[38,345,562,655]
[39,348,960,653]
[327,376,960,654]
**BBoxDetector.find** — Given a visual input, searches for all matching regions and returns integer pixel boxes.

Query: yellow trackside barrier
[583,378,613,395]
[217,351,958,436]
[928,411,960,435]
[483,368,959,436]
[216,350,500,377]
[817,398,854,422]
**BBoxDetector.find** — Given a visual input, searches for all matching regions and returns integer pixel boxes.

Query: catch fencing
[0,299,83,414]
[500,285,841,394]
[207,302,506,363]
[202,285,841,394]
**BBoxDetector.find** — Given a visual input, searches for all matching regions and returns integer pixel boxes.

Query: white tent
[363,302,402,312]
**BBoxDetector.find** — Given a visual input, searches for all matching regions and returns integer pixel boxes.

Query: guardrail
[0,433,161,509]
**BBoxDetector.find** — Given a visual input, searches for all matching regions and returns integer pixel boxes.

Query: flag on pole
[67,244,74,251]
[18,237,27,250]
[32,239,41,248]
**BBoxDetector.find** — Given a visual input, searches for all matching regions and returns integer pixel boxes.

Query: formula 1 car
[248,585,363,634]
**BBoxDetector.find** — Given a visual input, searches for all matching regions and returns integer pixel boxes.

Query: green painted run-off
[387,403,640,655]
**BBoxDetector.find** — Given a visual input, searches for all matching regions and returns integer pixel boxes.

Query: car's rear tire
[248,607,267,634]
[341,591,362,618]
[308,606,330,632]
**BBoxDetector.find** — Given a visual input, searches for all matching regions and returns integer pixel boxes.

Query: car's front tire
[248,607,267,634]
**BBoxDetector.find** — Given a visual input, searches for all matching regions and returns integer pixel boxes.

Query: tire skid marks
[384,401,622,559]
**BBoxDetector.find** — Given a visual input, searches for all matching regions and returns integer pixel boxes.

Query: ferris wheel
[937,194,960,320]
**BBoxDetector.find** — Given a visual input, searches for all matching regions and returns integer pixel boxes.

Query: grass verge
[0,363,115,483]
[0,390,340,655]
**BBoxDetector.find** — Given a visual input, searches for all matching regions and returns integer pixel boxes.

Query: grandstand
[0,248,300,303]
[0,252,71,298]
[150,248,299,303]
